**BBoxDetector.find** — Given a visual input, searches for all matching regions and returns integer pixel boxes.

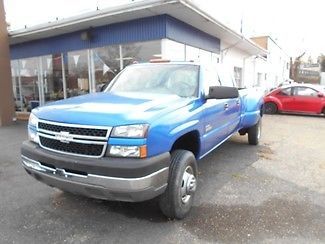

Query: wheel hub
[180,166,197,204]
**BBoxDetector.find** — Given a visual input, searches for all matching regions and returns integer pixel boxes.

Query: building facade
[251,36,290,90]
[8,0,266,113]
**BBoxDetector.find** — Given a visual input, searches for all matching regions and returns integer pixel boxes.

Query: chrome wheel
[180,166,197,204]
[257,121,261,140]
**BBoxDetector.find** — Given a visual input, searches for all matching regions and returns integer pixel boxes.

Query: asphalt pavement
[0,114,324,243]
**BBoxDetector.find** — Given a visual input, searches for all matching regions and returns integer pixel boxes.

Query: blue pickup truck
[21,62,263,219]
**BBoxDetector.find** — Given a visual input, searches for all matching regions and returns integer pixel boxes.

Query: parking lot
[0,114,324,243]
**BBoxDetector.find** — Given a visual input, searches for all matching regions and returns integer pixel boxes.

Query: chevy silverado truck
[21,62,263,219]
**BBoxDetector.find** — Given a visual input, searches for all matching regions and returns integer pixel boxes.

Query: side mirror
[206,86,239,99]
[317,92,324,98]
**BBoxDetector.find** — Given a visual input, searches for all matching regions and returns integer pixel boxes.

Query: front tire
[264,102,278,114]
[248,120,261,145]
[159,150,198,219]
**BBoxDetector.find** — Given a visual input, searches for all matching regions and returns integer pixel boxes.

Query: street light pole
[0,0,14,126]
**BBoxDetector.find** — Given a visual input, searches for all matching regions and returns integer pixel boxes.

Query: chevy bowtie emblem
[55,131,73,143]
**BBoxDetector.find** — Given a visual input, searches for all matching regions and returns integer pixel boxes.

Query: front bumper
[21,141,170,202]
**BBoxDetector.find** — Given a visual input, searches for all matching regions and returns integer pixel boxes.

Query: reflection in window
[10,40,164,105]
[122,40,161,67]
[278,88,291,96]
[20,57,40,111]
[199,49,211,65]
[92,45,120,92]
[110,64,199,98]
[212,53,220,66]
[162,39,185,61]
[67,50,89,97]
[204,67,221,95]
[11,60,23,111]
[293,87,318,97]
[41,54,64,103]
[218,67,235,87]
[185,45,200,62]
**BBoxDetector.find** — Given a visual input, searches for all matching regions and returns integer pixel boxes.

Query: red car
[264,84,325,116]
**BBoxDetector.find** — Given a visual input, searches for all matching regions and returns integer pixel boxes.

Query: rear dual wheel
[248,120,261,145]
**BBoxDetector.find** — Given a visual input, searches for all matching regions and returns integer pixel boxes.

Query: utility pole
[0,0,14,126]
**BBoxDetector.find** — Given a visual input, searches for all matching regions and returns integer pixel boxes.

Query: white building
[251,36,290,90]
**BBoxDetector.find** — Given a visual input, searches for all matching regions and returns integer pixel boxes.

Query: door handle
[236,99,240,105]
[224,103,229,110]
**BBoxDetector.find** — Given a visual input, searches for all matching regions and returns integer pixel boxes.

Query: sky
[3,0,324,60]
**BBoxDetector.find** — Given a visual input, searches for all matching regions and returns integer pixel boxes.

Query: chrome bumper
[22,155,169,202]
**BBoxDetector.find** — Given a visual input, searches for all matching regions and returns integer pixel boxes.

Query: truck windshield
[108,64,199,98]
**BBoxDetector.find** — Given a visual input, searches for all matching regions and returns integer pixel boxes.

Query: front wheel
[248,120,261,145]
[159,150,198,219]
[264,102,278,114]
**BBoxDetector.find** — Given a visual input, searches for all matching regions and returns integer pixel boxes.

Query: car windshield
[108,64,199,98]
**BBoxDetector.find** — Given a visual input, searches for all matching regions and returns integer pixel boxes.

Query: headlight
[28,113,39,143]
[108,145,147,158]
[111,124,149,138]
[28,113,38,127]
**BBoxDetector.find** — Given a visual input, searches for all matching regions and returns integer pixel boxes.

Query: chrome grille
[37,120,111,158]
[38,122,107,137]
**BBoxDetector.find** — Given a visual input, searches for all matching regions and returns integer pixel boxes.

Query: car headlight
[108,145,147,158]
[111,124,149,138]
[28,113,38,127]
[28,113,39,143]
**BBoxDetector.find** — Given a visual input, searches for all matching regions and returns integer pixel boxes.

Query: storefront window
[11,60,23,111]
[10,40,163,106]
[122,40,161,67]
[212,53,220,65]
[67,50,89,97]
[199,49,212,65]
[161,39,185,61]
[41,54,64,103]
[185,45,200,62]
[19,57,40,112]
[92,45,120,92]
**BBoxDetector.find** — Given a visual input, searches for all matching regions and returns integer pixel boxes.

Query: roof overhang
[8,0,267,55]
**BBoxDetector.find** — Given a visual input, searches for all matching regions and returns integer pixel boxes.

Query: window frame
[292,86,319,97]
[277,87,292,96]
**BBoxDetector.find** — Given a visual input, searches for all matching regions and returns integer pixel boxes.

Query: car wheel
[264,102,278,114]
[248,119,261,145]
[323,108,325,117]
[159,150,198,219]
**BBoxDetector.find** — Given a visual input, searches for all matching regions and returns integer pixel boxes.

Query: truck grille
[38,122,107,137]
[39,137,104,157]
[37,120,111,158]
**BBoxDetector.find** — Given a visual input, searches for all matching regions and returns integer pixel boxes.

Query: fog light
[108,145,147,158]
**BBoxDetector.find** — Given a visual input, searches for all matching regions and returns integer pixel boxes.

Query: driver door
[201,68,230,155]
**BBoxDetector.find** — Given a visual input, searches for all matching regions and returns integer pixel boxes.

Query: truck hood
[33,92,194,126]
